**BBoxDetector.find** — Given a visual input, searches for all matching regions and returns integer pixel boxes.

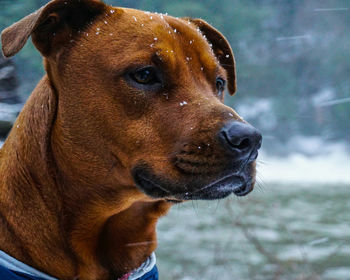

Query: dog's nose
[219,121,262,161]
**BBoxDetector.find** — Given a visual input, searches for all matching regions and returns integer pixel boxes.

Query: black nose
[219,121,262,161]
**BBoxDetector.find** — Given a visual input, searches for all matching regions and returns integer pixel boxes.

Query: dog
[0,0,262,279]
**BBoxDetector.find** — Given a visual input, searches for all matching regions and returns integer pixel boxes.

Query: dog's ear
[1,0,106,58]
[187,18,236,95]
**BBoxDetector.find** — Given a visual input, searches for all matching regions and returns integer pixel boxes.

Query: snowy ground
[157,182,350,280]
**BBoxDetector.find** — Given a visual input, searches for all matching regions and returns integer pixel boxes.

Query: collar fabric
[0,250,56,280]
[127,265,158,280]
[0,250,158,280]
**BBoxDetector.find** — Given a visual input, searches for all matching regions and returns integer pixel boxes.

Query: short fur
[0,1,255,279]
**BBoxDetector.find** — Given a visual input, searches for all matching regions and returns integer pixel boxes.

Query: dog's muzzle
[133,120,262,201]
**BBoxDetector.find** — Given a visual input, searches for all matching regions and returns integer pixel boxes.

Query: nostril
[219,121,262,157]
[221,130,251,152]
[236,138,251,151]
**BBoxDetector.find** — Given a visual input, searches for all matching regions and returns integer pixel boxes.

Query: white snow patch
[237,98,277,130]
[258,142,350,184]
[276,35,311,41]
[0,103,22,122]
[315,8,349,12]
[323,267,350,280]
[312,88,336,106]
[237,98,272,120]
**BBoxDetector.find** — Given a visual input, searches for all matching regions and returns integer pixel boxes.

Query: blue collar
[121,252,158,280]
[128,265,158,280]
[0,250,56,280]
[0,250,158,280]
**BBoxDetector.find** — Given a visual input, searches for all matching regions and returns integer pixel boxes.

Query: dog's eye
[216,77,226,96]
[130,67,160,85]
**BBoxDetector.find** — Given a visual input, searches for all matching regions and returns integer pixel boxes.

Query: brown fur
[0,1,251,279]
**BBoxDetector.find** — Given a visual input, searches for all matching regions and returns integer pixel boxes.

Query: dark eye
[216,77,226,96]
[129,66,160,85]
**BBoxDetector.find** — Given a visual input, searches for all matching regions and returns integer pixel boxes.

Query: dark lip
[183,173,253,200]
[133,172,171,198]
[133,170,253,201]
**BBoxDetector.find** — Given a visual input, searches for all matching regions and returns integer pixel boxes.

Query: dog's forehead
[89,7,220,72]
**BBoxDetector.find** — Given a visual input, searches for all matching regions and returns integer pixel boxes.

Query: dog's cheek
[121,92,152,120]
[101,79,152,120]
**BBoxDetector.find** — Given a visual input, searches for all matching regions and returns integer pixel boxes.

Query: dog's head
[1,0,262,202]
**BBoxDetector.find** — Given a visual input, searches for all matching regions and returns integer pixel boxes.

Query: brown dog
[0,0,262,279]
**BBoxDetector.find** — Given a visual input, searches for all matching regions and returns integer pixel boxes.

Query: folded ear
[187,18,237,95]
[1,0,106,58]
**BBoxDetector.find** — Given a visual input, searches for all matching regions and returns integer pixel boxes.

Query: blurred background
[0,0,349,279]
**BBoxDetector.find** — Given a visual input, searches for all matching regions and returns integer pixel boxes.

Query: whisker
[256,159,269,165]
[219,63,235,68]
[125,241,156,247]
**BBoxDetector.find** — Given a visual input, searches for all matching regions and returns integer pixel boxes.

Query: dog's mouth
[132,164,255,201]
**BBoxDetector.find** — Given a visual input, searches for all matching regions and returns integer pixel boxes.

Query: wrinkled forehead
[88,7,220,74]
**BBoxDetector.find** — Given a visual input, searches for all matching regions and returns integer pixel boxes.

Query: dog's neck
[0,76,171,280]
[0,76,76,278]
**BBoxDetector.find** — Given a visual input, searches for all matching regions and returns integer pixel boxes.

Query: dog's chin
[132,164,255,201]
[187,174,254,200]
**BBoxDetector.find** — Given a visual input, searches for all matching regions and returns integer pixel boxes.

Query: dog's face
[2,0,261,202]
